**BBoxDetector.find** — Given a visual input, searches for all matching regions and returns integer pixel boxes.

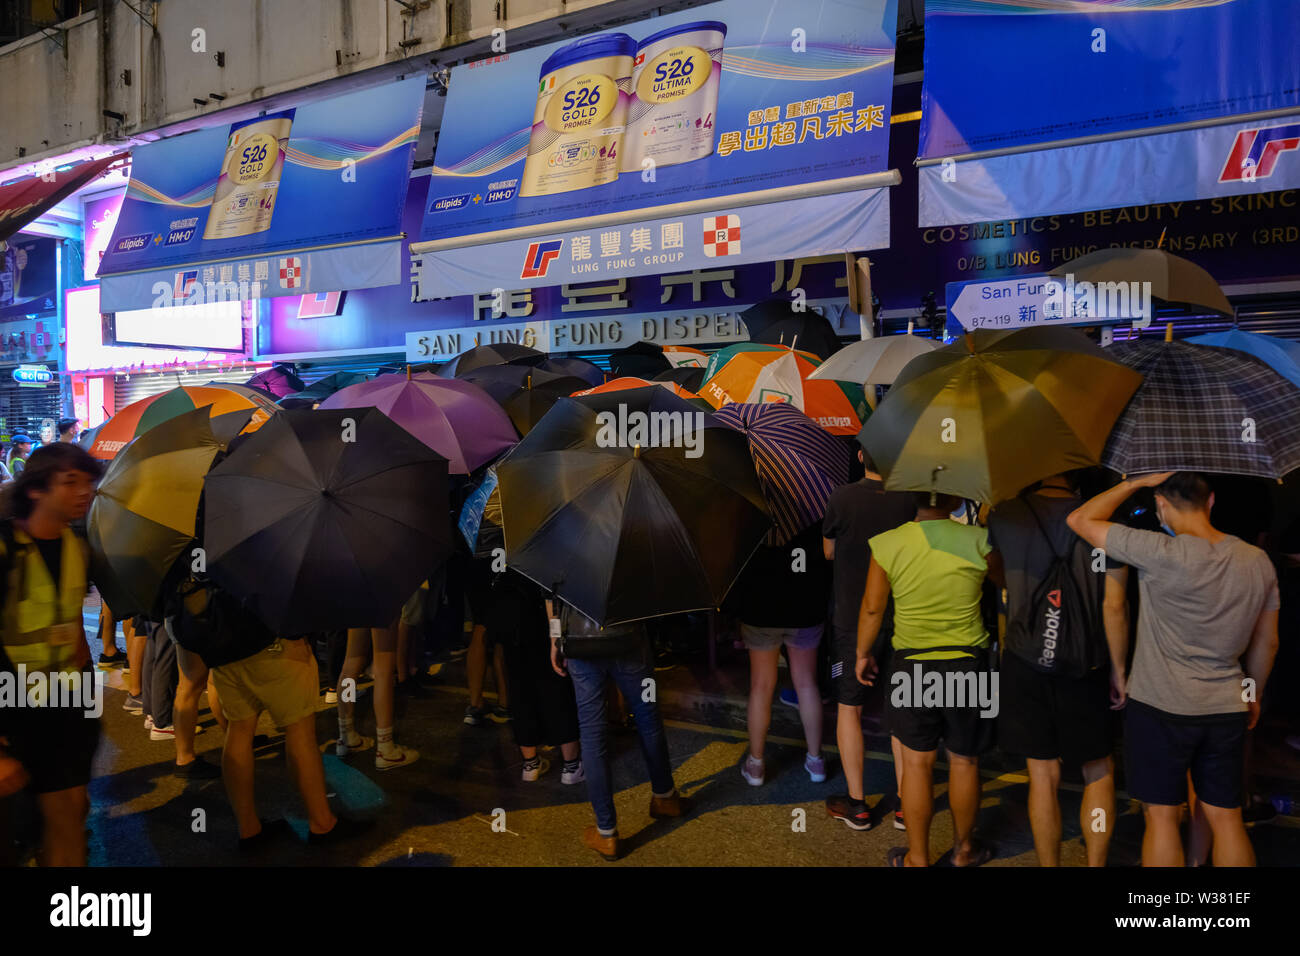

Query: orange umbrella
[89,384,279,460]
[699,343,868,436]
[571,376,702,402]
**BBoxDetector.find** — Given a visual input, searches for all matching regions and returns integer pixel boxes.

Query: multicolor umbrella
[88,383,279,460]
[1187,329,1300,388]
[859,327,1144,504]
[807,328,942,388]
[245,364,305,397]
[700,343,868,437]
[278,371,371,410]
[87,407,222,619]
[458,364,591,436]
[319,371,516,474]
[497,388,771,626]
[439,343,545,376]
[204,407,453,634]
[662,345,709,368]
[1102,335,1300,479]
[713,402,849,546]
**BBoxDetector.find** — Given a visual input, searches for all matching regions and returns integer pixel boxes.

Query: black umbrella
[203,407,452,634]
[653,366,706,391]
[533,355,605,387]
[88,407,222,619]
[609,340,672,379]
[278,371,370,409]
[740,300,842,360]
[497,387,771,626]
[440,343,546,377]
[457,364,592,436]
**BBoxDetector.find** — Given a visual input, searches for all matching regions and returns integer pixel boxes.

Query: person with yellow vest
[0,443,102,866]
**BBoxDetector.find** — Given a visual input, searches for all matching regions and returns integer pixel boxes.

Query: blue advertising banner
[916,0,1300,225]
[413,0,898,294]
[98,76,425,311]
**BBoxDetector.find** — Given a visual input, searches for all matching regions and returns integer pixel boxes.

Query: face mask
[1160,522,1176,537]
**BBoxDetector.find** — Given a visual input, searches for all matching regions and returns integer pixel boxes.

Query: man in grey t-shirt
[1069,471,1279,868]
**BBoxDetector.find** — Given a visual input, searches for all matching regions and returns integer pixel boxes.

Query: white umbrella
[807,323,942,388]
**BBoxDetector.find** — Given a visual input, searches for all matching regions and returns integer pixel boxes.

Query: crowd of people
[0,435,1295,867]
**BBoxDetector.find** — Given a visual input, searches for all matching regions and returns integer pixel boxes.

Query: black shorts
[885,650,995,757]
[998,649,1113,766]
[1124,699,1247,809]
[4,699,100,794]
[830,626,868,707]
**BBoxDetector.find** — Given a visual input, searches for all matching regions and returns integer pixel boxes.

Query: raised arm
[1066,472,1172,550]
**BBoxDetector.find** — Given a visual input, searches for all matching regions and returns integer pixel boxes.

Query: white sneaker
[521,757,550,782]
[375,744,419,771]
[324,689,338,705]
[741,754,765,787]
[336,735,374,757]
[144,715,154,731]
[804,753,827,783]
[561,761,585,785]
[150,724,174,740]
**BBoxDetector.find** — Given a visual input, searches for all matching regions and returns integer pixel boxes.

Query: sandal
[936,840,994,868]
[887,846,910,868]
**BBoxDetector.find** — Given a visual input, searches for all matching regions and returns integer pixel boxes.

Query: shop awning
[916,0,1300,227]
[98,76,426,312]
[411,0,898,298]
[0,155,120,243]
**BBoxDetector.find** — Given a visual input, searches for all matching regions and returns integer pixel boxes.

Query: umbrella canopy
[609,340,672,379]
[245,364,305,397]
[572,376,714,413]
[807,331,942,388]
[1049,248,1233,317]
[662,345,709,368]
[700,343,868,437]
[533,355,604,387]
[1102,338,1300,479]
[458,466,503,558]
[203,407,453,634]
[458,365,590,436]
[859,328,1145,504]
[319,372,516,474]
[713,402,849,546]
[740,300,842,360]
[439,343,546,377]
[278,372,371,410]
[654,366,707,391]
[1186,329,1300,388]
[497,388,771,626]
[87,408,222,619]
[88,384,279,460]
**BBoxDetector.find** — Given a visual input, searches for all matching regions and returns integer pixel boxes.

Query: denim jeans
[567,641,676,834]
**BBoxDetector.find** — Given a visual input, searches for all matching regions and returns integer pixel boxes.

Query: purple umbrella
[245,364,305,397]
[319,372,516,474]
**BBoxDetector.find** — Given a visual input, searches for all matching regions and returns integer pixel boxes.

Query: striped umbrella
[88,383,280,461]
[714,402,849,545]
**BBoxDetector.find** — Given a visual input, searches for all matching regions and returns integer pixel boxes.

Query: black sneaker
[238,818,292,853]
[97,649,126,669]
[487,705,512,724]
[826,794,874,831]
[464,704,487,726]
[174,757,222,780]
[307,815,373,847]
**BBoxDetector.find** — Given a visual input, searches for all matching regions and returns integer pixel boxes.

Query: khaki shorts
[211,638,318,729]
[740,623,823,652]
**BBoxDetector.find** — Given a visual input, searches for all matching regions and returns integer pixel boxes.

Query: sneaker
[174,757,222,780]
[741,753,765,787]
[894,809,906,831]
[778,687,799,709]
[307,815,373,847]
[150,724,174,740]
[122,694,143,715]
[521,757,550,782]
[649,791,693,818]
[336,735,374,757]
[561,761,585,785]
[324,688,338,705]
[464,704,487,726]
[97,649,125,669]
[375,745,419,771]
[826,794,874,831]
[487,705,512,724]
[804,753,827,783]
[144,715,154,731]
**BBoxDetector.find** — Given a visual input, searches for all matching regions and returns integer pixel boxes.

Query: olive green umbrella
[1049,248,1233,317]
[858,327,1144,505]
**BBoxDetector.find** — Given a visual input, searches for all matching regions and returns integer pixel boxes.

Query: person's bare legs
[1081,756,1116,867]
[206,673,227,733]
[371,626,397,731]
[1186,775,1211,866]
[900,744,936,865]
[98,606,119,655]
[174,646,208,766]
[467,624,488,709]
[222,715,260,839]
[786,644,823,758]
[1141,803,1185,866]
[36,786,89,866]
[492,643,509,709]
[1026,758,1061,866]
[337,628,371,728]
[837,704,865,801]
[746,647,780,762]
[1201,801,1255,867]
[891,735,905,807]
[125,619,145,697]
[946,751,982,866]
[560,740,579,762]
[284,714,336,835]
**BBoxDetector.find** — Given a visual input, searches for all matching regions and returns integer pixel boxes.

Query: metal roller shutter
[0,370,63,442]
[113,367,269,408]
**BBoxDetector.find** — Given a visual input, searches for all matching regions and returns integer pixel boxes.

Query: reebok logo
[1038,606,1061,669]
[1047,589,1061,608]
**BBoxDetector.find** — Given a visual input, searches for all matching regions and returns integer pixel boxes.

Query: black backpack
[165,574,276,669]
[1015,500,1105,679]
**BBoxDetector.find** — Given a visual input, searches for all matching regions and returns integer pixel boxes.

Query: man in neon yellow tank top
[857,491,996,868]
[0,444,102,866]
